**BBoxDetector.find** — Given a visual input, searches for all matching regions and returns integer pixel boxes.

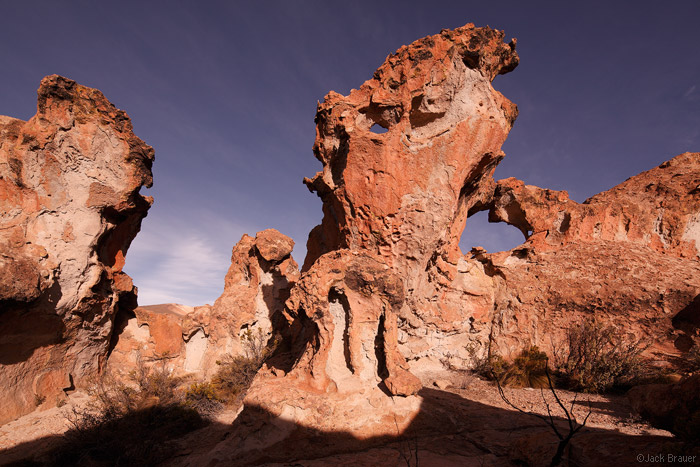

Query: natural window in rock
[459,209,525,253]
[370,123,389,134]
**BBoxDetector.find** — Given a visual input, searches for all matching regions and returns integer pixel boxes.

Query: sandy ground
[0,374,676,466]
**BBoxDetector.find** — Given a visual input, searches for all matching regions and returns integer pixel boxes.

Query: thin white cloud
[684,84,698,101]
[124,211,254,307]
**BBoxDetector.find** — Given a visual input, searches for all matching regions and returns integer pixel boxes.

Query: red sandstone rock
[281,249,421,396]
[304,24,517,273]
[491,152,700,258]
[0,75,153,424]
[108,229,299,378]
[235,23,515,442]
[299,23,519,378]
[475,153,700,363]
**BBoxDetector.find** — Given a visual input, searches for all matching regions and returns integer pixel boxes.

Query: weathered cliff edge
[0,75,153,424]
[482,153,700,363]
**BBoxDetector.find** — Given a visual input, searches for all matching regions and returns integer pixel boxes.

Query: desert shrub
[212,354,261,402]
[211,328,280,404]
[553,319,650,393]
[185,382,224,416]
[86,359,185,417]
[55,360,206,466]
[57,404,205,466]
[466,343,508,381]
[500,346,549,388]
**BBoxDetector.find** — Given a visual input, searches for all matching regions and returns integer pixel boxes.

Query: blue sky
[2,1,698,305]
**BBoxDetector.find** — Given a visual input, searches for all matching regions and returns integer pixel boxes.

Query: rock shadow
[0,283,66,365]
[2,386,694,466]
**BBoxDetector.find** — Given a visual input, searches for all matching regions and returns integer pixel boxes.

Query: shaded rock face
[0,75,153,424]
[628,374,700,442]
[478,153,700,362]
[301,23,519,375]
[108,229,298,378]
[282,250,421,396]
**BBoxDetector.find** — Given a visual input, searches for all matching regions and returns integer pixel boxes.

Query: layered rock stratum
[0,75,154,424]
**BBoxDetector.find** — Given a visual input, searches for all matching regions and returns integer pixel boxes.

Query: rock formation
[3,22,700,466]
[281,250,421,396]
[293,22,700,377]
[628,374,700,442]
[301,23,519,377]
[108,229,299,377]
[0,75,154,424]
[230,23,518,450]
[490,152,700,259]
[479,152,700,362]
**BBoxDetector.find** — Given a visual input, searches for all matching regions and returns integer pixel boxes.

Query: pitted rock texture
[303,23,517,273]
[0,75,153,424]
[491,152,700,258]
[301,23,518,376]
[108,229,299,378]
[473,153,700,364]
[280,249,420,396]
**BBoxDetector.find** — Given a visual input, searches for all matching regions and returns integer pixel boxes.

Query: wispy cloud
[123,211,254,307]
[683,84,698,101]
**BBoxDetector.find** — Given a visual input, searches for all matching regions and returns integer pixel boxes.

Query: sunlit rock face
[227,25,518,450]
[491,152,700,258]
[0,75,153,424]
[481,152,700,362]
[108,229,299,378]
[301,23,519,376]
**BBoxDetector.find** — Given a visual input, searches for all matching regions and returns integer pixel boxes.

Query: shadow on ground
[1,387,696,467]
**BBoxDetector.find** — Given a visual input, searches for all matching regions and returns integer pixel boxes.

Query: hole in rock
[374,313,388,380]
[459,210,526,254]
[329,288,353,374]
[370,123,389,134]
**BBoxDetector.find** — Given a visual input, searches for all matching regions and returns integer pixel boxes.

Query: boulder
[628,374,700,442]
